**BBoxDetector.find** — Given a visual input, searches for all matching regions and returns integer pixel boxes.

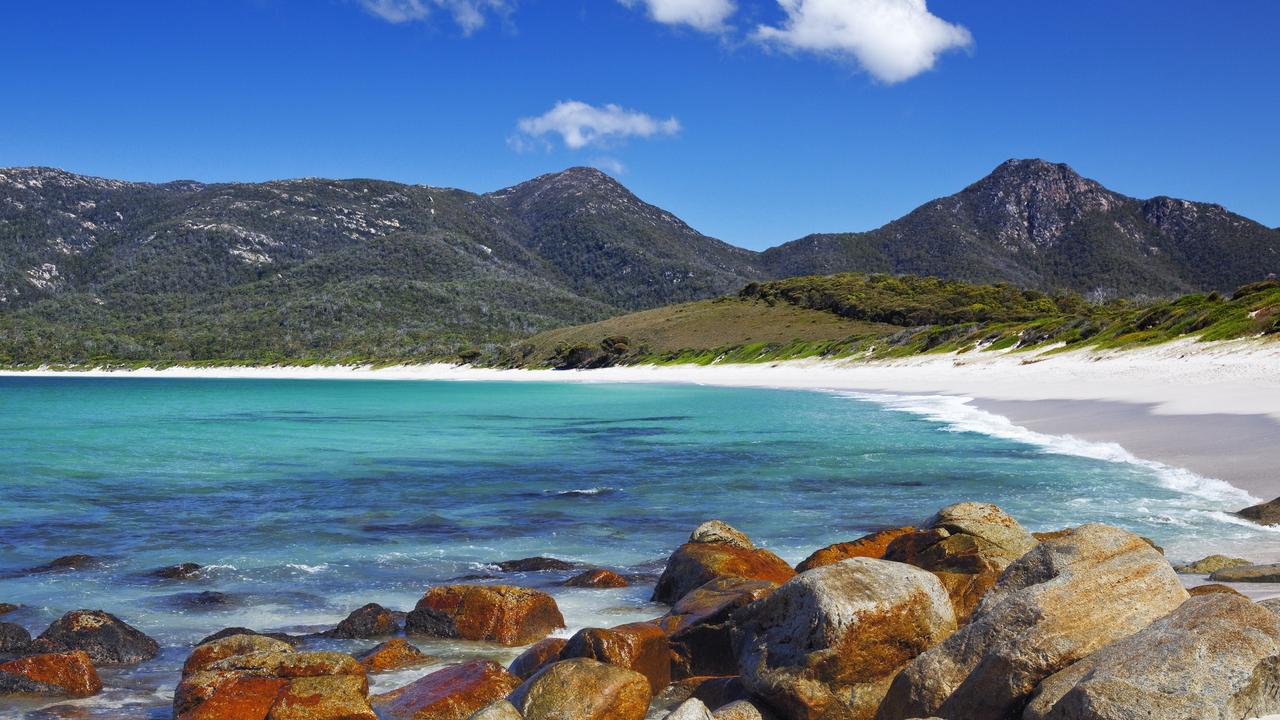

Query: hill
[511,274,1280,369]
[762,160,1280,298]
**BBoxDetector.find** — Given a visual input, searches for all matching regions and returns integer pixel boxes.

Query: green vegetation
[509,274,1280,369]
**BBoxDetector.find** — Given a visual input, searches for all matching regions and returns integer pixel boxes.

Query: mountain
[0,166,757,365]
[487,167,762,308]
[1,160,1276,366]
[762,159,1280,298]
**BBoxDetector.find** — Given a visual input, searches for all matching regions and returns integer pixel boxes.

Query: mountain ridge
[1,160,1276,365]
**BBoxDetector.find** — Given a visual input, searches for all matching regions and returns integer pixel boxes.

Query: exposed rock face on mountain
[763,159,1280,298]
[2,160,1275,365]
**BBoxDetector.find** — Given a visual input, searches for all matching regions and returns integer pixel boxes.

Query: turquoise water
[0,377,1275,717]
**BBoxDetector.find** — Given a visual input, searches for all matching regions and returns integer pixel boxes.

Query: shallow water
[0,377,1275,717]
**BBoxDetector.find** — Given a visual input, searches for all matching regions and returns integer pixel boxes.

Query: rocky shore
[4,502,1280,719]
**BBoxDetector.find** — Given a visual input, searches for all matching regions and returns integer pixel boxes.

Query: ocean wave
[552,486,620,497]
[838,391,1256,507]
[286,563,329,574]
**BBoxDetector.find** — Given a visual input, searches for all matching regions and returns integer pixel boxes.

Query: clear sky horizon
[3,1,1277,249]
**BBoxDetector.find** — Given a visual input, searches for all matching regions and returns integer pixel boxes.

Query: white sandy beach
[6,337,1280,501]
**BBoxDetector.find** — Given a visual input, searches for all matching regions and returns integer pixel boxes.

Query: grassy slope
[511,274,1280,369]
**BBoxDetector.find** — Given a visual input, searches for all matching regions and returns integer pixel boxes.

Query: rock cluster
[12,506,1280,720]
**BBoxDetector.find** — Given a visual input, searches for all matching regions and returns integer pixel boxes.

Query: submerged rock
[1174,554,1252,574]
[31,609,159,665]
[405,585,565,646]
[162,590,239,610]
[196,626,300,647]
[373,660,520,720]
[1210,563,1280,583]
[795,527,916,573]
[564,568,629,588]
[327,603,400,639]
[23,554,99,575]
[355,639,432,673]
[882,502,1037,622]
[509,658,652,720]
[508,637,567,680]
[734,557,957,720]
[653,522,795,604]
[560,621,671,693]
[496,557,575,572]
[1237,496,1280,526]
[877,523,1189,720]
[0,621,31,655]
[0,651,102,697]
[0,603,18,616]
[150,562,203,580]
[1024,594,1280,720]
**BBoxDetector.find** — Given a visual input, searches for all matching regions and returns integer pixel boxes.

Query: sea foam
[838,391,1258,507]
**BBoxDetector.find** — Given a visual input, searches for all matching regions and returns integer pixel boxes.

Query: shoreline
[4,337,1279,501]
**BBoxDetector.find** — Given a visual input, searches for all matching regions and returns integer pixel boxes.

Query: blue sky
[2,1,1277,249]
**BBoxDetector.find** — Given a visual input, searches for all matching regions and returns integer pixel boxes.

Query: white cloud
[619,0,737,32]
[590,157,628,175]
[514,101,681,150]
[358,0,514,34]
[755,0,973,84]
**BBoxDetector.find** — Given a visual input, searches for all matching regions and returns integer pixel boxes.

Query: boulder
[882,502,1037,622]
[175,648,374,720]
[795,527,916,573]
[714,700,779,720]
[508,637,567,680]
[651,676,749,715]
[327,603,400,639]
[658,577,777,678]
[0,621,31,655]
[151,562,203,579]
[496,557,574,572]
[734,557,957,720]
[653,522,795,604]
[0,669,64,696]
[1189,583,1247,598]
[564,569,629,589]
[0,603,17,616]
[0,651,102,697]
[1024,594,1280,720]
[560,621,671,693]
[31,609,159,665]
[1211,563,1280,583]
[689,520,754,549]
[877,523,1189,720]
[373,660,520,720]
[1173,554,1251,574]
[509,658,651,720]
[405,586,565,646]
[183,633,295,677]
[667,698,715,719]
[356,639,432,673]
[1237,496,1280,526]
[468,700,523,720]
